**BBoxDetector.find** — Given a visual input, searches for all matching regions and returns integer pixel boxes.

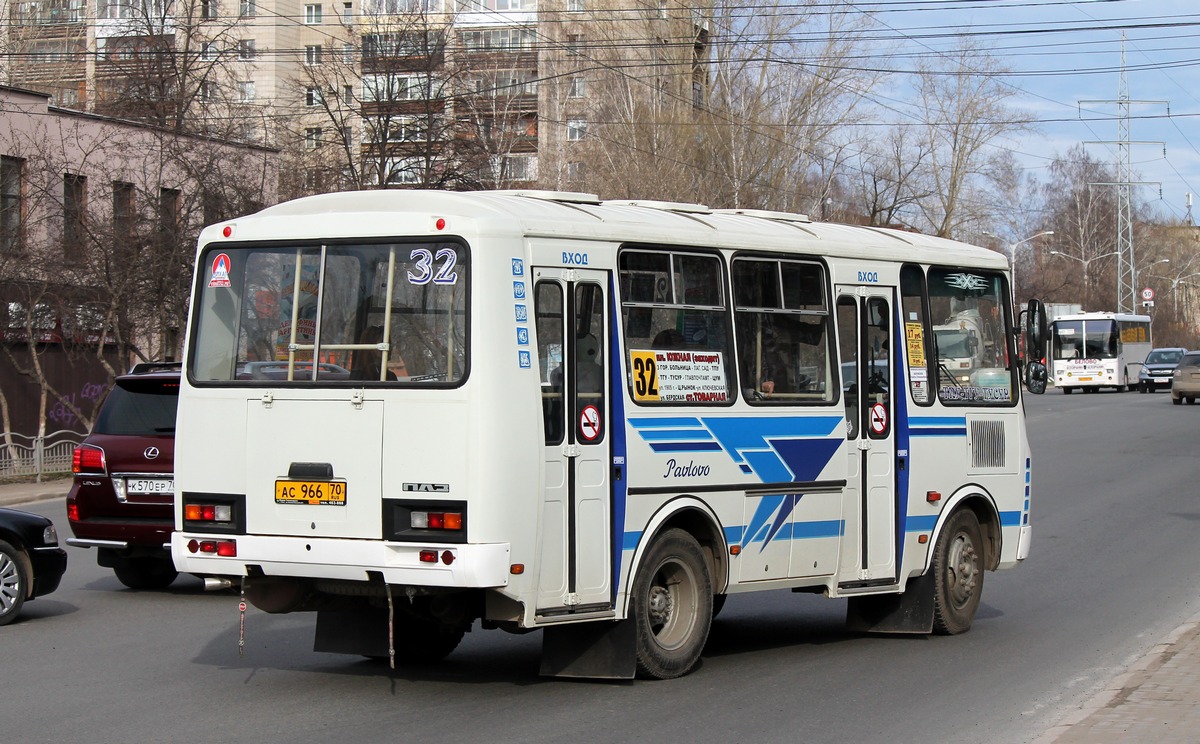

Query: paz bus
[173,190,1048,679]
[1049,311,1151,393]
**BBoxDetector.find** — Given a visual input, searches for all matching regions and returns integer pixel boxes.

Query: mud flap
[845,571,936,634]
[539,619,637,679]
[314,603,389,657]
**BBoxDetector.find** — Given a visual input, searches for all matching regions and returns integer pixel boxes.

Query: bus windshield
[190,242,468,384]
[1052,319,1117,360]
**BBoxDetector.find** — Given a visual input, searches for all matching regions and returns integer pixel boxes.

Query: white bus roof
[204,189,1007,269]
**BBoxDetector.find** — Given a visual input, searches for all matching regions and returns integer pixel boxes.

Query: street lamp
[1003,231,1053,302]
[1049,249,1120,297]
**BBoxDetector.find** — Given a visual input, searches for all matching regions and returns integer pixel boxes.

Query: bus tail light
[411,511,463,531]
[185,503,233,523]
[419,549,438,563]
[73,444,106,474]
[187,538,237,556]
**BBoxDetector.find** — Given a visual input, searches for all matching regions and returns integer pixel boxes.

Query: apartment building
[5,0,710,195]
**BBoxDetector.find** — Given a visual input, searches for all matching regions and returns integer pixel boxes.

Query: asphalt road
[3,388,1198,743]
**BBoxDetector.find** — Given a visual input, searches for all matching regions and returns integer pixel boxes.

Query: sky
[864,0,1200,225]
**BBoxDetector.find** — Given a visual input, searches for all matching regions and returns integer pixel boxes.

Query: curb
[1035,611,1200,742]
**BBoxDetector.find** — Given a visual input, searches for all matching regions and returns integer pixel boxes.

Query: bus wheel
[1061,387,1072,394]
[1173,395,1183,405]
[932,509,984,636]
[632,528,712,679]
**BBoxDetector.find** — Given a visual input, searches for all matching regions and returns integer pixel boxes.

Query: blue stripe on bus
[910,416,967,426]
[906,515,937,532]
[628,520,846,552]
[1000,510,1022,527]
[635,428,714,441]
[909,428,968,437]
[649,442,724,453]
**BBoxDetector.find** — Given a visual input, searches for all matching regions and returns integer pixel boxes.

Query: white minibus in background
[173,190,1048,679]
[1049,311,1151,393]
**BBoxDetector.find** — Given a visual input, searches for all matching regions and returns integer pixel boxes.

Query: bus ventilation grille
[970,420,1006,469]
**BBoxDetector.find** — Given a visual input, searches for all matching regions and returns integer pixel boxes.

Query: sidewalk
[0,477,72,507]
[1,479,1198,739]
[1037,612,1200,742]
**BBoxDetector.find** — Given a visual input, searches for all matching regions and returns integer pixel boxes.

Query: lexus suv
[66,362,179,589]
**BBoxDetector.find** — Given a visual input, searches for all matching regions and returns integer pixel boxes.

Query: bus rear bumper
[171,533,511,588]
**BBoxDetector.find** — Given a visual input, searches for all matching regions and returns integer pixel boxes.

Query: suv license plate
[275,480,347,506]
[126,478,174,495]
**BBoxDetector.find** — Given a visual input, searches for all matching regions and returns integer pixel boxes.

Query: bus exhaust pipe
[204,577,234,592]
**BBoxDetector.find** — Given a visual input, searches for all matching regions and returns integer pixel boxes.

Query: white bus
[1049,311,1151,393]
[173,190,1047,679]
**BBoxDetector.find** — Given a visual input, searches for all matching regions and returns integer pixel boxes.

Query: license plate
[275,480,347,506]
[125,478,174,496]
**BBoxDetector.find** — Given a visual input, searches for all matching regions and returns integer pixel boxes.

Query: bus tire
[932,509,984,636]
[1173,395,1183,405]
[1061,387,1072,394]
[712,593,728,619]
[632,528,712,679]
[390,612,466,663]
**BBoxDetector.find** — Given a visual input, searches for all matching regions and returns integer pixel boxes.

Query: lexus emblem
[144,447,160,460]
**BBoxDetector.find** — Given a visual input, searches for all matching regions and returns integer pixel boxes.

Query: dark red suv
[66,362,179,589]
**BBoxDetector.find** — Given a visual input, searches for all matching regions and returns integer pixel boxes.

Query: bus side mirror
[1023,299,1048,395]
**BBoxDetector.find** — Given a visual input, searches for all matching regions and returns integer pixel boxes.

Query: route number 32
[408,248,458,285]
[631,352,660,401]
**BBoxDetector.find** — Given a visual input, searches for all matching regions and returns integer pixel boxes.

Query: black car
[66,362,179,589]
[0,507,68,625]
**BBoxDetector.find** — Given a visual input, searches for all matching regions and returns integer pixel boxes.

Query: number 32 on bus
[174,190,1049,679]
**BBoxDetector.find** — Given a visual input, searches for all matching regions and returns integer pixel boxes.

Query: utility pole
[1080,33,1166,314]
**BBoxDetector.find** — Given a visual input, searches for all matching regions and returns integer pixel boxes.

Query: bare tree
[913,39,1030,239]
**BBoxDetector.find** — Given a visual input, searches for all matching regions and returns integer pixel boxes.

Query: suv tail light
[73,444,107,475]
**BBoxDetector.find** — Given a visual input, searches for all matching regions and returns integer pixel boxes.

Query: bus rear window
[190,242,468,385]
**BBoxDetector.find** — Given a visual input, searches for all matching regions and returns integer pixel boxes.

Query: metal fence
[0,430,84,481]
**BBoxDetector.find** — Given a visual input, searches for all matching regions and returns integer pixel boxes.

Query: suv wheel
[113,558,178,590]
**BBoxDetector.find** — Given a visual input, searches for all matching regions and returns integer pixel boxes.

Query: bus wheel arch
[626,499,728,604]
[927,492,998,635]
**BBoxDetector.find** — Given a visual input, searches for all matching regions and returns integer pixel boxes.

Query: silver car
[1170,351,1200,404]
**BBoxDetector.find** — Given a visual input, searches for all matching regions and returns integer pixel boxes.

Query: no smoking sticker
[870,403,888,435]
[579,405,602,442]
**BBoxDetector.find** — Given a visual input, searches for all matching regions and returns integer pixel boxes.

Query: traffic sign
[1142,287,1155,301]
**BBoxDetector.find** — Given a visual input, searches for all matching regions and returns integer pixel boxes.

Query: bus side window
[536,281,565,445]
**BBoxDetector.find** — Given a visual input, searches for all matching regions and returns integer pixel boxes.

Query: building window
[63,173,87,260]
[305,3,322,23]
[567,119,587,141]
[201,41,218,60]
[201,0,217,19]
[342,84,354,101]
[238,80,256,102]
[239,0,255,15]
[496,0,526,9]
[566,33,583,56]
[502,155,531,181]
[341,42,355,62]
[658,0,667,18]
[112,181,135,242]
[568,76,584,98]
[306,87,324,106]
[566,161,585,181]
[305,127,323,149]
[342,1,351,22]
[238,39,256,60]
[305,44,323,65]
[199,81,216,100]
[568,0,584,9]
[0,157,24,253]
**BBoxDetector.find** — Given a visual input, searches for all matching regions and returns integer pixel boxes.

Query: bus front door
[533,268,613,615]
[835,287,898,585]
